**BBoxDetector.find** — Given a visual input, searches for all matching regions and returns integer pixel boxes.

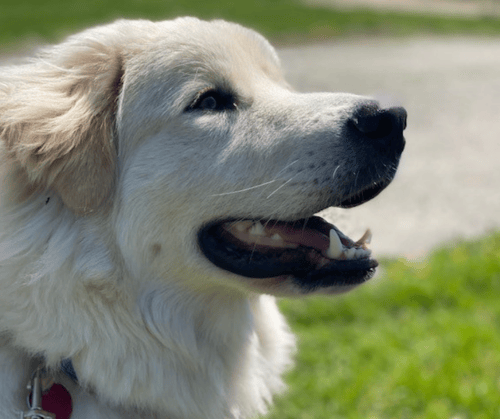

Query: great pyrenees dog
[0,17,406,419]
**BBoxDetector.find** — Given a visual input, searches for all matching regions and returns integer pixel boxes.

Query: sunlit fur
[0,18,376,418]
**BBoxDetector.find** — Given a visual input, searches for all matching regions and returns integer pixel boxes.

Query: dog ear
[0,37,122,215]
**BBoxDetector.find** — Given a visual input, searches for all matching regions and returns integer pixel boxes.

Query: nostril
[387,106,408,132]
[352,106,382,135]
[352,105,407,139]
[361,113,393,139]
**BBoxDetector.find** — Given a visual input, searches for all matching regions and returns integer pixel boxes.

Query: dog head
[0,18,406,298]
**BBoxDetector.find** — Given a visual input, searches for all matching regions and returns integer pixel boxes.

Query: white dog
[0,18,406,419]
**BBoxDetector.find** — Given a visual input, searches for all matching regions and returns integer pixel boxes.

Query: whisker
[211,180,277,196]
[266,176,296,199]
[302,217,309,235]
[211,160,300,198]
[275,159,299,177]
[249,241,259,262]
[332,165,340,182]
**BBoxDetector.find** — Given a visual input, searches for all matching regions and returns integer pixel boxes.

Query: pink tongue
[265,224,329,251]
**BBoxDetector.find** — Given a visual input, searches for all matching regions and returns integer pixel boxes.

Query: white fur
[0,17,375,418]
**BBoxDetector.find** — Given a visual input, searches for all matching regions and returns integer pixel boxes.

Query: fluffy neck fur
[0,179,295,419]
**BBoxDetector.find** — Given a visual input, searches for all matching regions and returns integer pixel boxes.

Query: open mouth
[198,215,377,291]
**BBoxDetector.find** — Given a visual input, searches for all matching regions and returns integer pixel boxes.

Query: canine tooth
[344,248,356,259]
[271,233,283,241]
[356,229,372,245]
[326,229,343,259]
[235,222,251,232]
[249,222,266,236]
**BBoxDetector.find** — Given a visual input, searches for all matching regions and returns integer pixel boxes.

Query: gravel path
[278,36,500,258]
[304,0,500,17]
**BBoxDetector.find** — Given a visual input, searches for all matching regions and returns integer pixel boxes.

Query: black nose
[351,104,407,155]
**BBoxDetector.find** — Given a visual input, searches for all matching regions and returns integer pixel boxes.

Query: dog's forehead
[134,18,285,86]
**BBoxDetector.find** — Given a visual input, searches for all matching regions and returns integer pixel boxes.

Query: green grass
[271,233,500,419]
[2,0,500,51]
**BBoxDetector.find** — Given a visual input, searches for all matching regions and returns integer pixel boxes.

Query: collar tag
[20,366,55,419]
[20,364,72,419]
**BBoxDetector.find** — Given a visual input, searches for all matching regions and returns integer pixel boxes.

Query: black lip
[197,217,377,289]
[293,257,378,290]
[338,178,391,208]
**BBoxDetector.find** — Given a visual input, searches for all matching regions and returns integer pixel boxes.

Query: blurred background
[2,0,500,52]
[2,1,500,418]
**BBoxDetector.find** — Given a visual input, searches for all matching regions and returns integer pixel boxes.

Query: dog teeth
[248,221,266,236]
[325,228,372,261]
[226,222,372,259]
[326,229,343,259]
[355,229,372,246]
[344,248,356,259]
[235,221,253,232]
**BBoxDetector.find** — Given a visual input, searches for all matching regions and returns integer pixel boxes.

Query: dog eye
[188,89,237,112]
